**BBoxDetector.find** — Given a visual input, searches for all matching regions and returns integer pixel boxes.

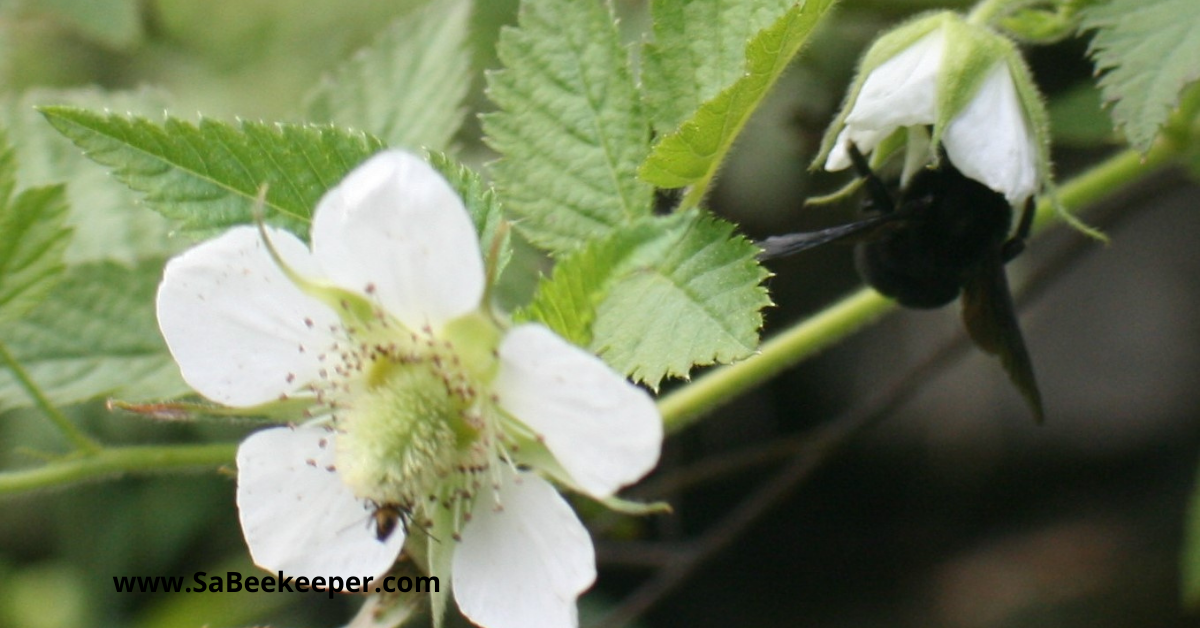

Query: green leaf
[483,0,652,254]
[1081,0,1200,152]
[2,87,177,264]
[38,107,384,240]
[427,151,513,284]
[640,0,837,202]
[0,258,189,410]
[0,131,72,325]
[641,0,794,133]
[520,211,770,389]
[305,0,473,153]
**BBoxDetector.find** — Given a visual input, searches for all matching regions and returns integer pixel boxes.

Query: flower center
[331,312,504,521]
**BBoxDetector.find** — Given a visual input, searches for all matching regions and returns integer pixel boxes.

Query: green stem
[0,339,100,453]
[659,289,892,433]
[0,443,236,495]
[660,141,1181,434]
[967,0,1012,24]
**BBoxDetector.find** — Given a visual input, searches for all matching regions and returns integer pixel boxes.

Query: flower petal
[452,472,595,628]
[311,150,484,332]
[849,29,944,129]
[493,324,662,498]
[943,61,1038,203]
[236,426,406,580]
[156,226,342,407]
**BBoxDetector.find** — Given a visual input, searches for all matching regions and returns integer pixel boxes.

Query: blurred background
[1,0,1198,627]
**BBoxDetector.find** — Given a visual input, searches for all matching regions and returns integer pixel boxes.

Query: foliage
[0,0,1198,626]
[1080,0,1200,151]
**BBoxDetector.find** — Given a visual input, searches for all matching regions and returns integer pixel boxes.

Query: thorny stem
[0,443,236,495]
[658,140,1182,435]
[0,339,100,453]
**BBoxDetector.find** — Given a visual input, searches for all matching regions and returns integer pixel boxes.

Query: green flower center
[332,312,504,519]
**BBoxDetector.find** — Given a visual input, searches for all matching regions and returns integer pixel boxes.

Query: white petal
[493,324,662,498]
[156,226,342,407]
[311,150,484,332]
[846,30,944,132]
[453,472,595,628]
[943,61,1038,203]
[236,426,406,580]
[825,30,945,171]
[824,126,890,171]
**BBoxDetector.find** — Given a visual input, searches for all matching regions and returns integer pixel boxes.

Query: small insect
[368,501,439,543]
[369,502,409,542]
[759,144,1044,422]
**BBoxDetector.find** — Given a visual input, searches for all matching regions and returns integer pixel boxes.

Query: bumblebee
[760,144,1043,421]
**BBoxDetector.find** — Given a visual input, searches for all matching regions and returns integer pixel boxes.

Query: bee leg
[1001,197,1036,263]
[846,143,897,214]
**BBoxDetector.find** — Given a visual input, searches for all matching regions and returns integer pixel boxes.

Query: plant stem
[659,288,892,433]
[659,141,1181,433]
[0,339,100,453]
[0,443,236,495]
[967,0,1011,24]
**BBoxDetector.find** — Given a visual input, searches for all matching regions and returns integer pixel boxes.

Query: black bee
[759,144,1044,422]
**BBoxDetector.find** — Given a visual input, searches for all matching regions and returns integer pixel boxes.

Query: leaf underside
[1082,0,1200,152]
[0,258,188,411]
[305,0,473,153]
[640,0,838,191]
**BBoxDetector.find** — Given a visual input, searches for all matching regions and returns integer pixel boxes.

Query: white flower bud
[818,12,1050,204]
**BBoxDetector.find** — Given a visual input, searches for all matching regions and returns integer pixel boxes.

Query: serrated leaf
[1081,0,1200,152]
[520,211,770,388]
[427,151,513,283]
[483,0,652,254]
[39,107,384,240]
[640,0,837,198]
[0,131,72,325]
[305,0,472,153]
[0,258,188,410]
[642,0,794,133]
[2,87,177,264]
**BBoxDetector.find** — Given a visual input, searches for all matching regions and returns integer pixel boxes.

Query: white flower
[156,150,663,628]
[822,13,1045,204]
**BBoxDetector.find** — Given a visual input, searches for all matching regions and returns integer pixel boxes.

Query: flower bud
[817,11,1051,204]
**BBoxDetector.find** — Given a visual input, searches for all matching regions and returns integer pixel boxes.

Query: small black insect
[759,144,1044,422]
[370,502,409,542]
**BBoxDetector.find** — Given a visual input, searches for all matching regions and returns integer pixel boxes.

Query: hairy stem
[0,443,237,495]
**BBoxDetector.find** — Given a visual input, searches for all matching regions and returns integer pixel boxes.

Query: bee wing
[757,213,901,260]
[961,255,1045,423]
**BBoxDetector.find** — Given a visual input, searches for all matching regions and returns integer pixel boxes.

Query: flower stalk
[0,443,236,495]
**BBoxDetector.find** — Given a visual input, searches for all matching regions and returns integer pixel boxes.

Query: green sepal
[932,16,1011,152]
[253,218,381,331]
[995,1,1082,44]
[596,494,672,516]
